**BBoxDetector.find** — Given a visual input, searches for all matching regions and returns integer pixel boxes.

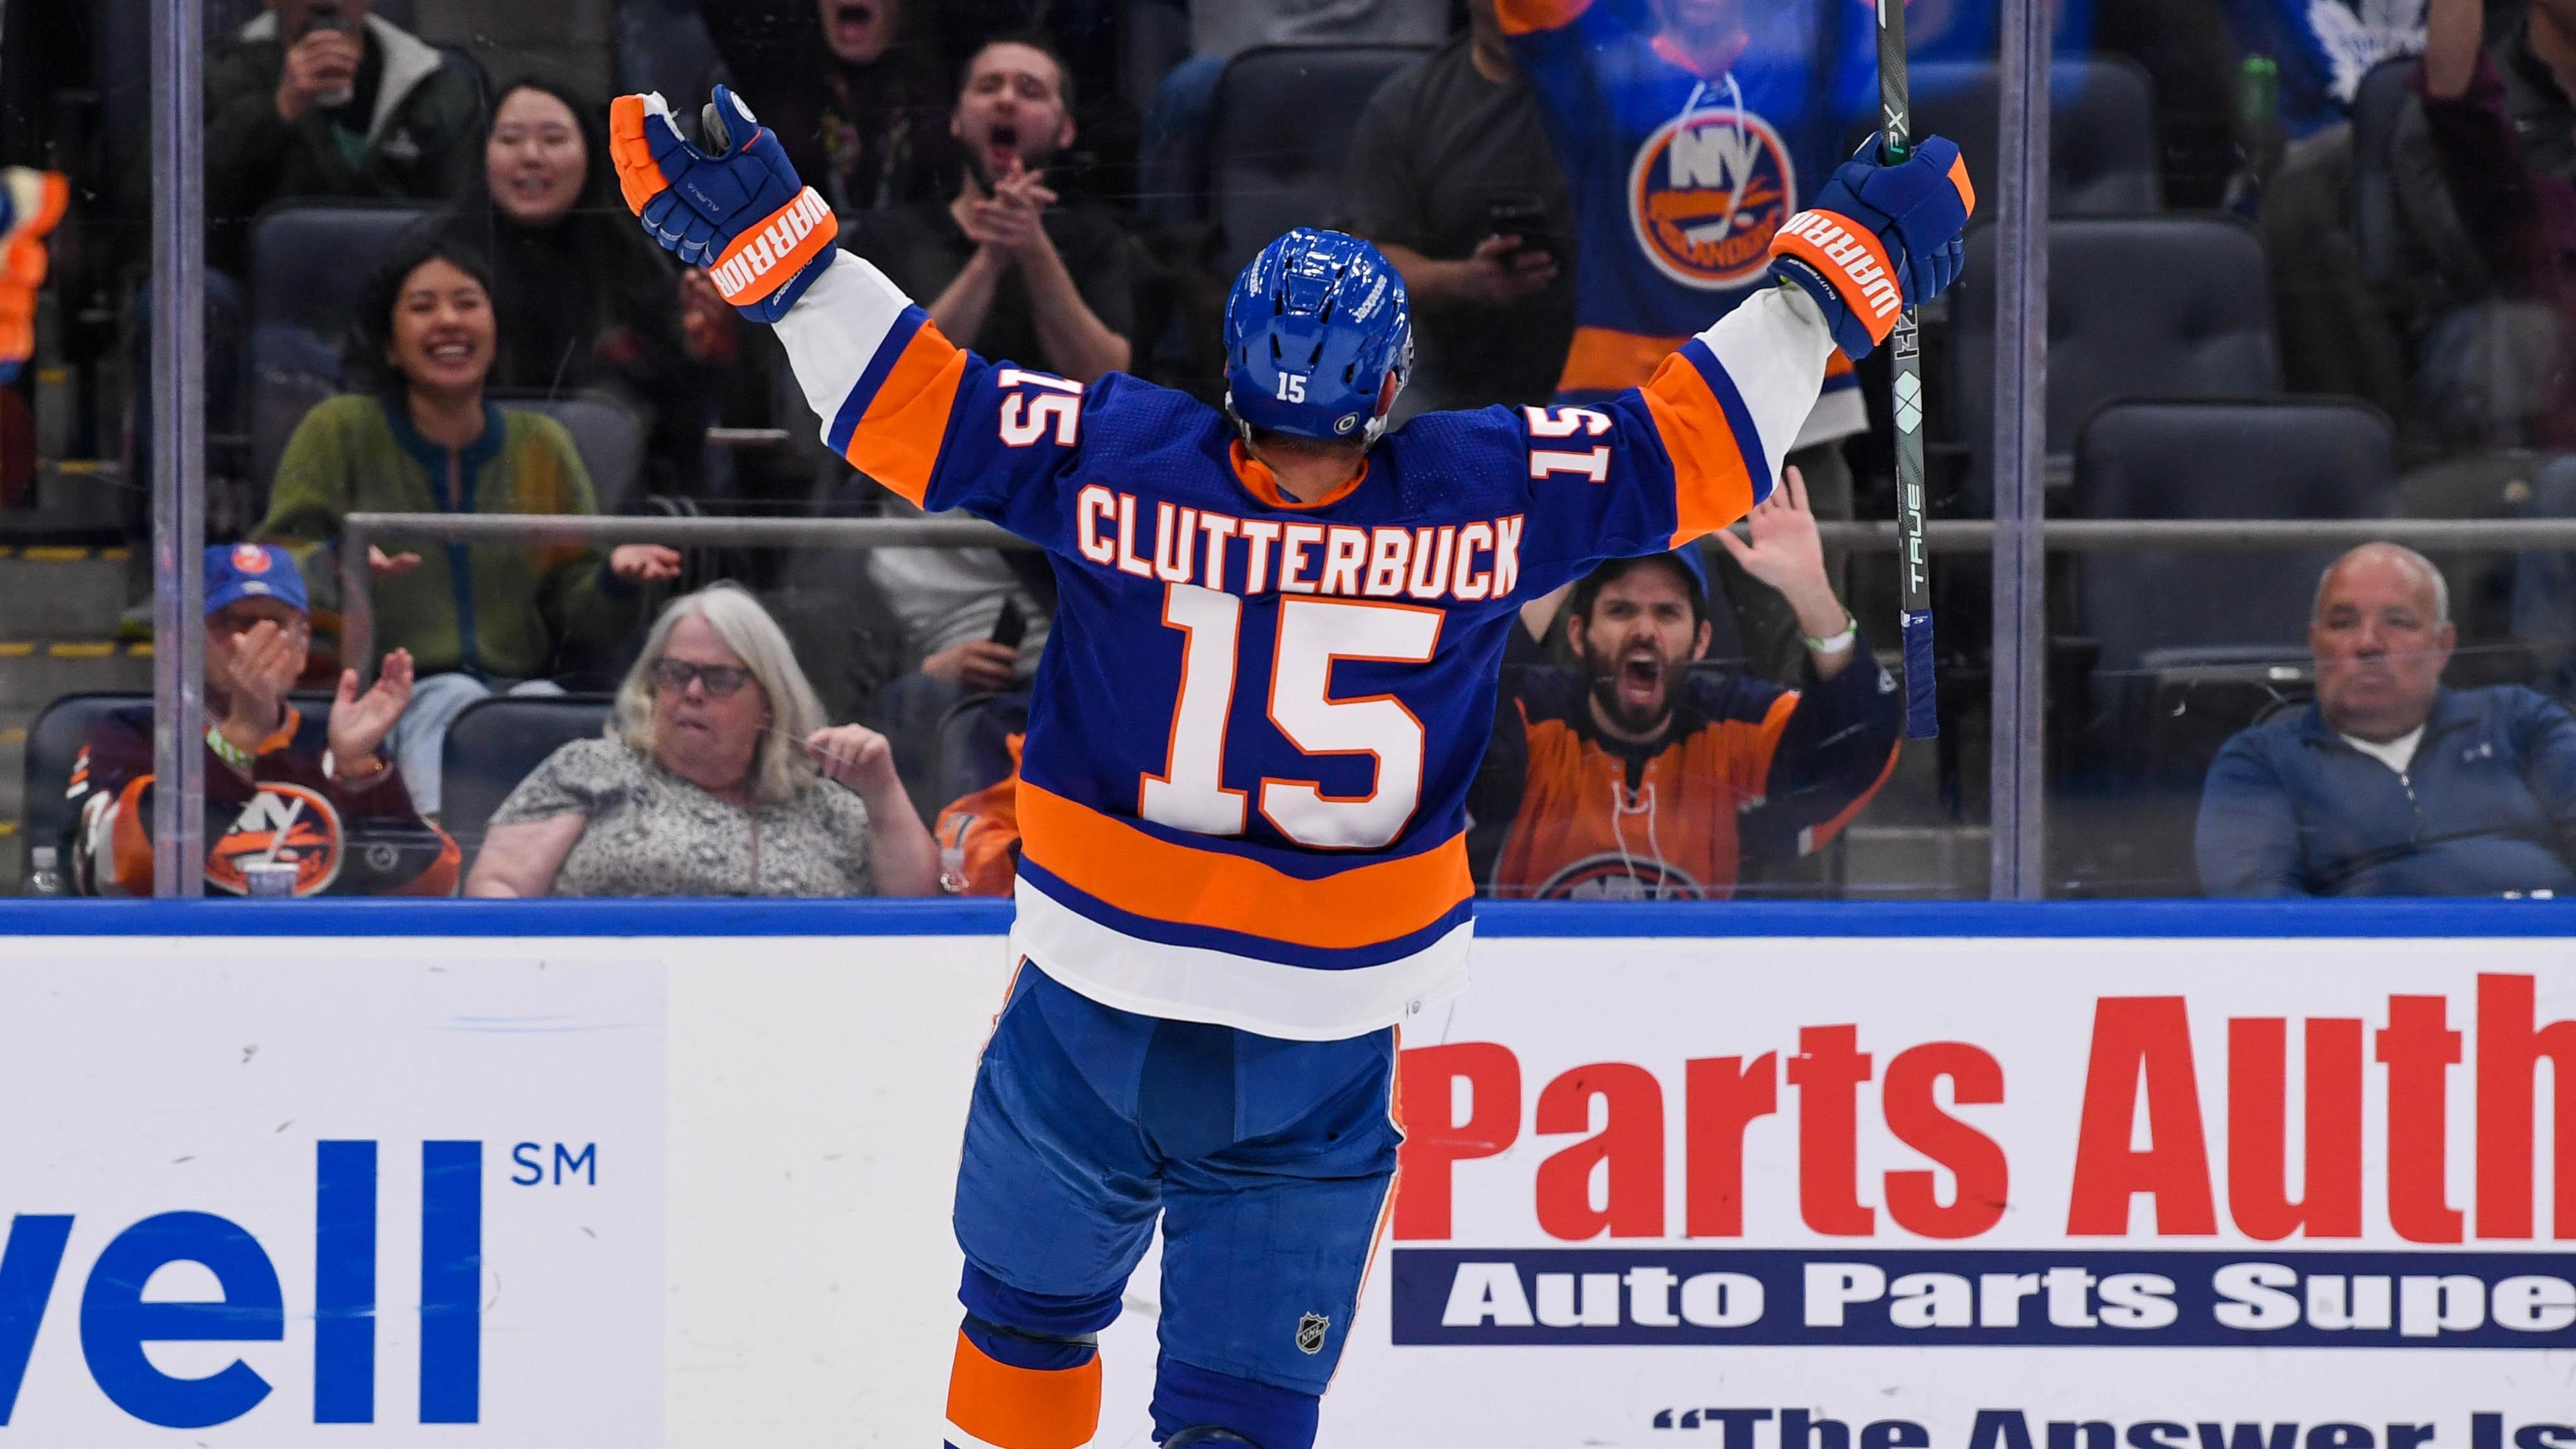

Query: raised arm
[611,87,1084,541]
[1513,136,1974,591]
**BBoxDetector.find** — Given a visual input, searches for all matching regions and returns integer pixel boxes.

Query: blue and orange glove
[1766,135,1975,360]
[0,168,68,384]
[608,86,837,323]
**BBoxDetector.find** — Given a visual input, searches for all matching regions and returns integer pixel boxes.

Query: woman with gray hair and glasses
[465,584,938,896]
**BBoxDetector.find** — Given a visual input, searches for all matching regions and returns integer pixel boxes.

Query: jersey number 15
[1140,585,1440,852]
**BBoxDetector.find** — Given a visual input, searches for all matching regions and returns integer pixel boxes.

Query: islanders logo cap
[205,543,311,617]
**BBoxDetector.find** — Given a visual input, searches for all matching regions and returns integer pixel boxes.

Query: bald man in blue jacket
[2198,543,2576,898]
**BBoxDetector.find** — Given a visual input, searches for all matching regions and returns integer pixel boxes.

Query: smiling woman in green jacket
[254,231,684,817]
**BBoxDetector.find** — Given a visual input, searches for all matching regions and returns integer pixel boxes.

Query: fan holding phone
[1332,7,1578,414]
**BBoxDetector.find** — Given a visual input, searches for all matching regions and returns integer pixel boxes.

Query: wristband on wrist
[205,725,255,773]
[1803,613,1859,656]
[335,750,388,782]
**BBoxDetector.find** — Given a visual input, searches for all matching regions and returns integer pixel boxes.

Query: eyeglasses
[649,659,754,698]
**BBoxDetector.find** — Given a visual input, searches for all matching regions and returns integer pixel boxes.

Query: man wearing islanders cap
[61,543,460,897]
[1470,466,1903,898]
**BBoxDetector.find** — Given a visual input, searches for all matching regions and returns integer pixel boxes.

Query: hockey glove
[0,168,68,385]
[1765,134,1975,360]
[608,85,838,323]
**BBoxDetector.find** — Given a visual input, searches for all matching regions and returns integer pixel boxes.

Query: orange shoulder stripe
[1640,351,1758,547]
[1016,782,1471,949]
[842,325,967,509]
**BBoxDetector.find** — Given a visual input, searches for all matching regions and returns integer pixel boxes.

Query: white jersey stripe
[771,250,916,446]
[1699,282,1836,493]
[1009,876,1470,1041]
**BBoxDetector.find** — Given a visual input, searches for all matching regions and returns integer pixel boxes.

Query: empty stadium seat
[2071,398,2396,669]
[1208,44,1434,276]
[1951,217,2281,512]
[248,203,439,366]
[2350,56,2421,286]
[438,694,615,858]
[1845,58,2161,216]
[493,392,653,515]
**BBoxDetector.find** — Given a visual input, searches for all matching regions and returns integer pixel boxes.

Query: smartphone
[1486,197,1560,267]
[989,598,1027,651]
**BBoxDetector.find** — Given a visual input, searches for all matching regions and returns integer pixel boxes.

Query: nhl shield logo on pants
[1296,1313,1330,1354]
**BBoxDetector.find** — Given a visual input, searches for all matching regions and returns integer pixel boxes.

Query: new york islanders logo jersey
[1503,0,1874,436]
[1630,109,1796,289]
[770,250,1836,1038]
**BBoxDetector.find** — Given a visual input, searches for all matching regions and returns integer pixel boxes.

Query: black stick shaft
[1877,0,1937,739]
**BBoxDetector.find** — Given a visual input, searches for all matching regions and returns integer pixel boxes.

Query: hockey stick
[1876,0,1938,739]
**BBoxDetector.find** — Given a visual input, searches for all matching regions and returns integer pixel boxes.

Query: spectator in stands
[2197,543,2576,896]
[62,543,460,897]
[1138,0,1451,218]
[252,233,684,818]
[465,584,938,897]
[2416,0,2576,448]
[700,0,952,213]
[441,77,728,499]
[1336,0,1577,416]
[203,0,486,275]
[845,35,1136,384]
[839,36,1132,806]
[2222,0,2424,139]
[1468,470,1902,898]
[1501,0,1874,682]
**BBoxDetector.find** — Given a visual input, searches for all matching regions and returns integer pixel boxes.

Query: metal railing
[333,510,2576,674]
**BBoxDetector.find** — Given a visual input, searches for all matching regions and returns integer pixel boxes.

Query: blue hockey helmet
[1223,228,1413,447]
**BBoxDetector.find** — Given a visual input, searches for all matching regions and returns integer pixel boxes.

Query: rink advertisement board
[0,900,2571,1449]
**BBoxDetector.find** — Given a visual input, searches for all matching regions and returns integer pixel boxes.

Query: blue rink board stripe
[0,897,2571,938]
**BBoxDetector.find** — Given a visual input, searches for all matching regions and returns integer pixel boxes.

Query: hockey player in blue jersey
[610,82,1970,1448]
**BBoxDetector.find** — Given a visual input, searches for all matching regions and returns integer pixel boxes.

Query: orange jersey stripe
[1556,325,1687,394]
[1640,351,1758,545]
[1016,781,1472,950]
[1562,327,1853,395]
[842,325,968,508]
[1494,0,1594,34]
[1803,736,1900,855]
[945,1331,1099,1449]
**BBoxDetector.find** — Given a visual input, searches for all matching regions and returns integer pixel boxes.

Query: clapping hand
[963,161,1056,262]
[327,648,415,771]
[221,619,305,741]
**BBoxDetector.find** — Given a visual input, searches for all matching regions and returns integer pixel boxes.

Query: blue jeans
[388,672,566,817]
[954,965,1399,1449]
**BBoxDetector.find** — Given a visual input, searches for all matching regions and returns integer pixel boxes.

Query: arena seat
[1951,216,2280,513]
[1207,44,1434,276]
[248,203,439,368]
[493,392,653,516]
[1846,58,2160,217]
[439,694,615,859]
[2072,397,2396,670]
[246,203,441,493]
[2349,56,2422,286]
